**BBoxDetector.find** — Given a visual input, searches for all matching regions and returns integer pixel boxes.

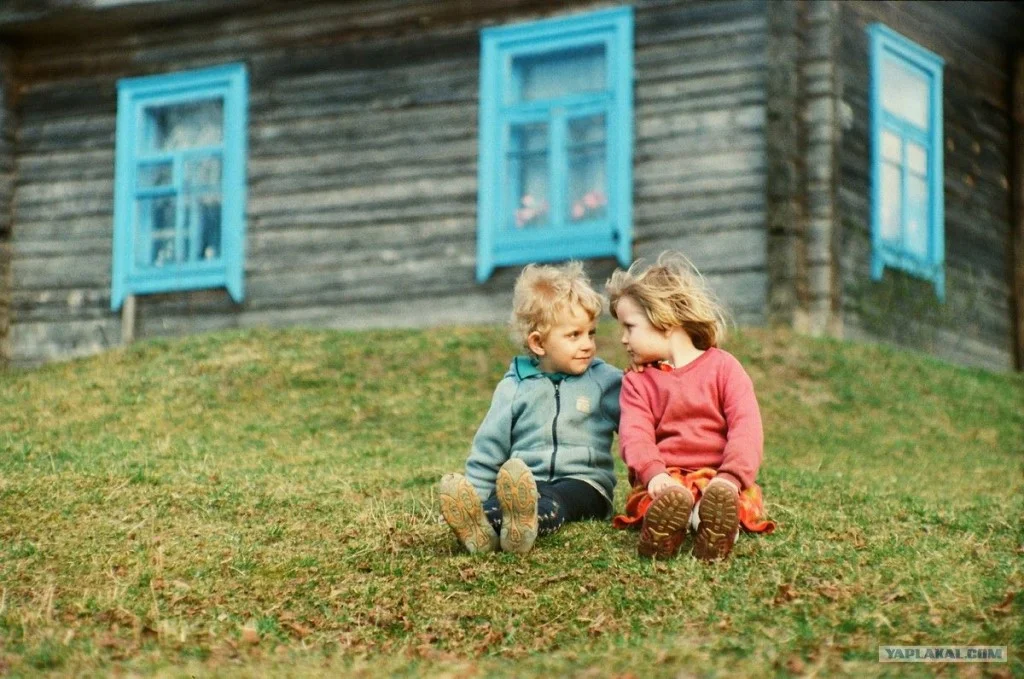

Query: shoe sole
[693,482,739,561]
[439,474,498,554]
[638,488,693,559]
[495,459,539,554]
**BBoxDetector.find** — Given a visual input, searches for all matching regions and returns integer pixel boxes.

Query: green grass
[0,324,1021,678]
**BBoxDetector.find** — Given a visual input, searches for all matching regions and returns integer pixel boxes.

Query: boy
[439,262,622,554]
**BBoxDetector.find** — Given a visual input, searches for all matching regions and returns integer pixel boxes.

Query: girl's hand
[707,476,739,494]
[647,472,684,500]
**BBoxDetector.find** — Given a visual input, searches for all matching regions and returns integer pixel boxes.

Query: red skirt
[612,467,776,533]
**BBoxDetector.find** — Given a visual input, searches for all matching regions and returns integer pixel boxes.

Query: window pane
[512,44,606,102]
[507,123,549,229]
[135,196,176,267]
[567,114,607,223]
[184,156,222,191]
[907,142,927,176]
[138,162,172,189]
[881,130,901,163]
[880,162,901,243]
[906,175,929,259]
[183,193,222,262]
[143,98,223,152]
[881,57,929,130]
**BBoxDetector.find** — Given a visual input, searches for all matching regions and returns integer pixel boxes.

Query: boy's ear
[526,331,546,357]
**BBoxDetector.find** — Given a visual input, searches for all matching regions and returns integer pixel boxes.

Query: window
[476,7,633,282]
[868,24,944,299]
[111,64,247,310]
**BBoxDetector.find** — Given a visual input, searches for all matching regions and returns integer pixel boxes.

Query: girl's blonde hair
[511,261,604,354]
[606,251,729,350]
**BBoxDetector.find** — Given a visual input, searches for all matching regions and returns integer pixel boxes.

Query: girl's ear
[526,331,546,357]
[664,324,689,342]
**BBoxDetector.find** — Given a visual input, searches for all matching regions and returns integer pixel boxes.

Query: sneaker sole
[693,482,739,561]
[439,474,497,554]
[495,459,538,554]
[638,488,693,559]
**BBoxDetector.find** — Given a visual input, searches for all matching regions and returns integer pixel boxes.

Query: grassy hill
[0,324,1021,677]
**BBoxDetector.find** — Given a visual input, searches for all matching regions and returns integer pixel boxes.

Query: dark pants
[482,478,608,537]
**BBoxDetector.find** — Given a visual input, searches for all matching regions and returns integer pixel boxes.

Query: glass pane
[907,142,927,176]
[507,123,549,229]
[567,114,607,223]
[135,196,176,267]
[512,44,606,103]
[880,162,901,243]
[143,98,223,152]
[906,175,929,258]
[184,156,222,191]
[183,193,223,262]
[138,162,172,189]
[881,57,929,130]
[881,130,901,163]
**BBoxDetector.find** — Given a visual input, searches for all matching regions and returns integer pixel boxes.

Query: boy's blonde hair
[606,251,728,350]
[511,261,604,354]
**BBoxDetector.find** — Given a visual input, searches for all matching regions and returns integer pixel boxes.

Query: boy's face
[615,296,670,365]
[529,304,597,375]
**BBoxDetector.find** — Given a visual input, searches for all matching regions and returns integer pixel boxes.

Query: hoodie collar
[512,355,571,382]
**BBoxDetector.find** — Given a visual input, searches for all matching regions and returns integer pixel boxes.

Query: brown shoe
[495,459,539,554]
[439,473,498,554]
[638,487,694,559]
[693,480,740,561]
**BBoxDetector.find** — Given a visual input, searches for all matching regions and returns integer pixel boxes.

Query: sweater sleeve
[618,372,666,487]
[465,377,517,500]
[716,358,764,491]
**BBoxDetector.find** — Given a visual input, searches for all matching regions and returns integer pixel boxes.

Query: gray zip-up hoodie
[465,356,623,510]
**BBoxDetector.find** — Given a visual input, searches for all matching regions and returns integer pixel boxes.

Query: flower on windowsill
[571,189,608,222]
[515,194,549,228]
[153,243,173,267]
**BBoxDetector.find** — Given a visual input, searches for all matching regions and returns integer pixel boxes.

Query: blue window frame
[111,63,247,310]
[868,24,945,299]
[476,7,633,282]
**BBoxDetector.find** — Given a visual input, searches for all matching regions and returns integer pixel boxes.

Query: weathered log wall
[5,0,770,366]
[1012,53,1024,371]
[800,0,843,338]
[631,0,768,322]
[838,1,1016,371]
[763,0,843,338]
[0,46,12,365]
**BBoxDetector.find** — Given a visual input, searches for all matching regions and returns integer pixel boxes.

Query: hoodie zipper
[549,381,561,481]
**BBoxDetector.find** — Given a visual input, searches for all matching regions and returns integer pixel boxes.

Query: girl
[606,252,774,561]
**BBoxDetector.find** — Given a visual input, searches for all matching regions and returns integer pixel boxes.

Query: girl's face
[615,296,670,365]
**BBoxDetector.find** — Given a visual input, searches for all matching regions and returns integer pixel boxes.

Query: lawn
[0,324,1021,677]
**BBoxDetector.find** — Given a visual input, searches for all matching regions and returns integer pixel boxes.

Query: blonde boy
[439,262,623,554]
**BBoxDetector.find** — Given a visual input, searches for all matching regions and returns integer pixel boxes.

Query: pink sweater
[618,347,764,491]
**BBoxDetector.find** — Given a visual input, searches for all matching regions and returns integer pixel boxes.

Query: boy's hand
[624,360,646,374]
[647,472,684,500]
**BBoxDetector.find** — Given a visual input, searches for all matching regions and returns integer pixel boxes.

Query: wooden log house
[0,0,1021,371]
